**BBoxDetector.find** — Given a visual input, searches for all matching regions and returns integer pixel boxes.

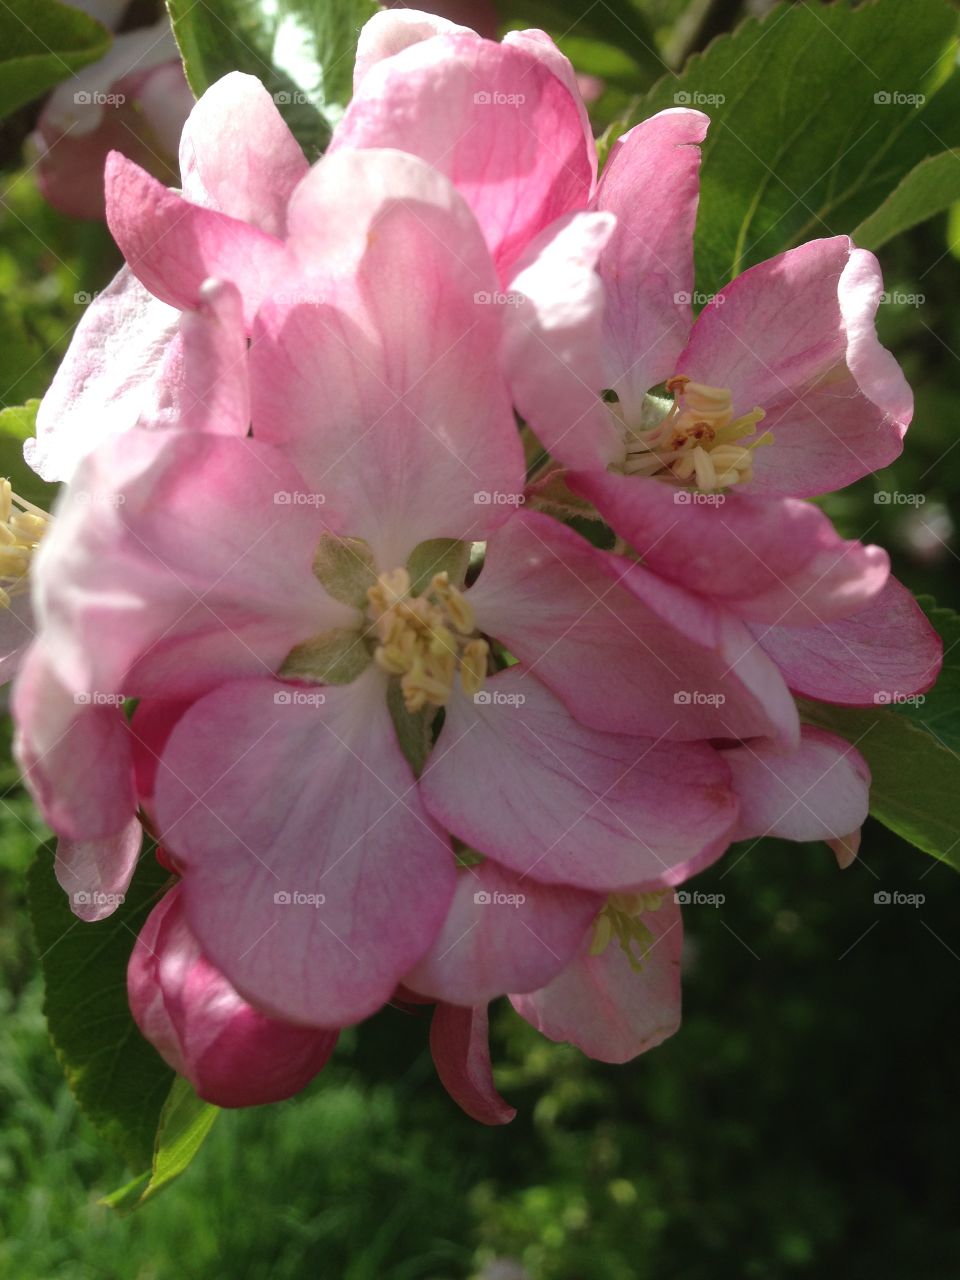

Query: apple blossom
[129,883,338,1107]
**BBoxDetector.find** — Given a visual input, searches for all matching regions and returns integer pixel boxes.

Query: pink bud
[128,884,337,1107]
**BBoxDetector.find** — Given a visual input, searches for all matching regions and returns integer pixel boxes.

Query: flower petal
[510,896,682,1063]
[330,34,592,273]
[105,152,288,326]
[176,279,250,436]
[502,211,623,471]
[26,266,181,484]
[430,1001,515,1124]
[253,149,524,568]
[752,576,942,704]
[469,511,800,743]
[571,470,889,626]
[593,109,708,420]
[420,667,739,893]
[405,859,602,1005]
[154,669,457,1028]
[179,72,308,235]
[676,237,912,495]
[353,9,470,89]
[13,642,135,841]
[0,591,35,685]
[129,884,338,1108]
[720,725,870,843]
[33,429,350,700]
[55,816,142,922]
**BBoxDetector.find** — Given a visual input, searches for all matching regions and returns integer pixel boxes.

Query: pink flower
[29,12,193,222]
[26,16,594,486]
[15,147,769,1035]
[129,883,338,1107]
[502,108,940,847]
[26,72,308,485]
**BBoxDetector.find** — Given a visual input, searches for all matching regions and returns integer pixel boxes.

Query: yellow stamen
[623,377,772,491]
[0,479,51,608]
[367,569,488,712]
[590,891,666,971]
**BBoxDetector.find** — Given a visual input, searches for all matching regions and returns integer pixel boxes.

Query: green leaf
[0,400,40,442]
[27,840,176,1169]
[799,602,960,869]
[854,151,960,250]
[635,0,960,296]
[0,402,59,511]
[499,0,664,87]
[102,1078,219,1212]
[800,699,960,870]
[166,0,378,158]
[897,599,960,755]
[0,0,111,121]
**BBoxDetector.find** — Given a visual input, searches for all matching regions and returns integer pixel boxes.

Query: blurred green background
[2,0,960,1276]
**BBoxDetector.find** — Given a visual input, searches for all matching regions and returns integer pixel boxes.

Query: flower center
[367,568,489,713]
[623,375,773,491]
[589,891,666,971]
[0,480,50,608]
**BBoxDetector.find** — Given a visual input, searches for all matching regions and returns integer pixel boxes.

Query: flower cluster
[5,10,941,1121]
